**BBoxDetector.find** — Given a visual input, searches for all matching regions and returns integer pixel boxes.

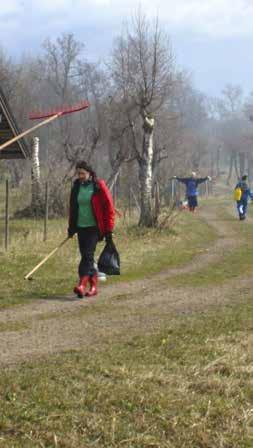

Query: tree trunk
[210,151,214,178]
[107,166,121,191]
[226,151,233,185]
[216,146,221,178]
[226,150,238,185]
[138,115,155,227]
[248,157,253,186]
[234,152,239,179]
[154,181,160,224]
[239,152,246,177]
[31,137,42,212]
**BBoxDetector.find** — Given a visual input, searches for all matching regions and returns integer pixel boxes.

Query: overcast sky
[0,0,252,96]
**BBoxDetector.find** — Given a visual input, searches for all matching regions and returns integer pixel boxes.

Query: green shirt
[77,183,97,228]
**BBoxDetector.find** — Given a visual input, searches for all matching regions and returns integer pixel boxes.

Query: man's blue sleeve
[196,177,208,185]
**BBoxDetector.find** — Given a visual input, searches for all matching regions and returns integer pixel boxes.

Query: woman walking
[68,161,115,298]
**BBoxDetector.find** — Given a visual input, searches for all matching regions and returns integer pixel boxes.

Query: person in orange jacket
[68,161,115,298]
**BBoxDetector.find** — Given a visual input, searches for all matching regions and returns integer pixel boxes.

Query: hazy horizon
[0,0,252,98]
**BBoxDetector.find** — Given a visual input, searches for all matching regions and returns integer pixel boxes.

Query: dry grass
[0,206,217,307]
[0,300,252,447]
[0,197,252,447]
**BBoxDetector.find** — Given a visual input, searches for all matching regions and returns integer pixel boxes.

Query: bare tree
[42,33,83,102]
[111,10,175,226]
[41,34,111,180]
[216,85,244,184]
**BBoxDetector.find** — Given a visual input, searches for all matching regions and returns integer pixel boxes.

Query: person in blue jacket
[174,172,211,212]
[234,174,253,220]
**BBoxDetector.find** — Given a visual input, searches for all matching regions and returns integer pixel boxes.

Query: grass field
[170,203,253,287]
[0,298,252,447]
[0,205,216,307]
[0,197,253,447]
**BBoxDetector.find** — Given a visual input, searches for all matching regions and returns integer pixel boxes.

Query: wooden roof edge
[0,86,31,159]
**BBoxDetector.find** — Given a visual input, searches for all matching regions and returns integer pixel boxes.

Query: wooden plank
[0,87,30,159]
[0,130,18,136]
[0,151,25,159]
[4,179,9,251]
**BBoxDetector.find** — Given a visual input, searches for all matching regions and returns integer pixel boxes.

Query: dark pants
[77,227,99,277]
[237,200,247,219]
[188,195,198,210]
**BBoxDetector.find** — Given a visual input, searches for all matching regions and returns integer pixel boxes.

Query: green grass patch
[0,321,29,333]
[117,208,217,282]
[0,298,252,447]
[170,204,253,287]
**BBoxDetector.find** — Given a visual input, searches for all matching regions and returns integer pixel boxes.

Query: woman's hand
[105,232,113,244]
[68,228,75,238]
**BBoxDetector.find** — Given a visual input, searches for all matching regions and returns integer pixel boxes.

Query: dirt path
[1,203,251,367]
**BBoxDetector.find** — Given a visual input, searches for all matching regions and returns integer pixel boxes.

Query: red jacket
[68,179,115,238]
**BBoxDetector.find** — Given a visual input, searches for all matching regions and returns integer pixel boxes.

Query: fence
[0,177,214,251]
[0,179,70,252]
[164,178,213,206]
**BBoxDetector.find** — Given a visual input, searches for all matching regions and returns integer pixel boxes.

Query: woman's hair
[76,161,98,182]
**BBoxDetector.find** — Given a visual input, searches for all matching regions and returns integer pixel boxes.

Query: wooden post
[154,181,160,218]
[43,182,49,242]
[171,178,175,203]
[113,182,117,207]
[131,187,141,213]
[128,187,132,218]
[178,181,183,200]
[5,179,9,251]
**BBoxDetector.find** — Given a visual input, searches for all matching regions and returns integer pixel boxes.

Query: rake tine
[29,100,89,120]
[0,99,89,152]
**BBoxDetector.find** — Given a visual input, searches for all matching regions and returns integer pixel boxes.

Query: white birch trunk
[139,116,155,227]
[107,167,120,191]
[31,137,42,209]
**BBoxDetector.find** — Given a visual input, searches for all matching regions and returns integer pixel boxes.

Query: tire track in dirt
[0,203,250,366]
[0,204,240,323]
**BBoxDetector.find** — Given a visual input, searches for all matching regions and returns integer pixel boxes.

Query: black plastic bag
[98,242,120,275]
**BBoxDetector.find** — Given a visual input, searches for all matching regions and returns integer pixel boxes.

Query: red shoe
[73,275,90,298]
[85,273,98,297]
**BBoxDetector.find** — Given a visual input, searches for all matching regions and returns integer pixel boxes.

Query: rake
[24,236,70,280]
[0,100,89,152]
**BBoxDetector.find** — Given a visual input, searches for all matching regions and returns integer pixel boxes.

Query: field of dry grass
[0,198,252,447]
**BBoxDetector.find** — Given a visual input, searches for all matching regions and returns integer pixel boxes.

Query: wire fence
[0,180,58,251]
[0,178,214,252]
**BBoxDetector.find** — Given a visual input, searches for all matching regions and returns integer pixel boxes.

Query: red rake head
[29,100,90,120]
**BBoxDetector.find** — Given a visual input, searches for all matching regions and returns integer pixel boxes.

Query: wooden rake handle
[0,114,60,152]
[0,100,89,152]
[24,236,70,280]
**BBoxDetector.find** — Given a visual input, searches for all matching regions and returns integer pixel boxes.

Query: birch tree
[31,136,43,212]
[111,11,175,226]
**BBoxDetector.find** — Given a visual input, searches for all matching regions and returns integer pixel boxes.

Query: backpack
[233,187,242,201]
